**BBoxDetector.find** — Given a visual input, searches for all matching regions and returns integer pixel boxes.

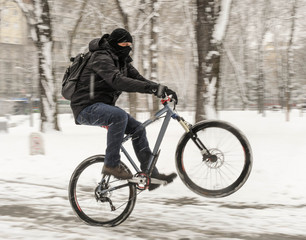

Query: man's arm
[127,62,156,85]
[91,52,157,93]
[126,62,178,103]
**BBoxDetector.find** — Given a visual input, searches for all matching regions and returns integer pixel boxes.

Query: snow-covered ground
[0,109,305,240]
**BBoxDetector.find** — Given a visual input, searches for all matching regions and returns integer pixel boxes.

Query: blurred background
[0,0,305,131]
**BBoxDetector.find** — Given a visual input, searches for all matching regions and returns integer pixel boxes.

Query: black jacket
[70,35,157,121]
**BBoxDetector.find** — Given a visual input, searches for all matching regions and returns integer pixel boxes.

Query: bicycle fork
[175,116,212,159]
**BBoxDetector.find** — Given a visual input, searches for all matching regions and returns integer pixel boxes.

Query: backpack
[61,51,92,100]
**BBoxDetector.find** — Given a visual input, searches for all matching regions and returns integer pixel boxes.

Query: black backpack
[61,51,92,100]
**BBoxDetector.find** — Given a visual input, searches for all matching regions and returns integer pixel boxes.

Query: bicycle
[68,96,253,227]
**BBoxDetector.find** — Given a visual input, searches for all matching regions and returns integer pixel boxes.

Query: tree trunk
[150,0,160,114]
[16,0,59,131]
[257,42,265,115]
[286,0,297,122]
[255,0,270,116]
[238,3,250,109]
[195,0,223,122]
[34,0,59,131]
[195,0,209,122]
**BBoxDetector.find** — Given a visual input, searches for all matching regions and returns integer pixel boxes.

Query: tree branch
[67,0,89,57]
[115,0,129,30]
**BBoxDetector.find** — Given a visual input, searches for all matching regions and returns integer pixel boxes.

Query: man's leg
[125,113,177,190]
[77,103,132,179]
[124,114,158,174]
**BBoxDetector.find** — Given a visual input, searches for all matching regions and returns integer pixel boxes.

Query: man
[70,28,178,190]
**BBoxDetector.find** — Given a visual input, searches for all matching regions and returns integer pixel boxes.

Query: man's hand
[152,84,178,104]
[156,84,167,98]
[165,88,178,104]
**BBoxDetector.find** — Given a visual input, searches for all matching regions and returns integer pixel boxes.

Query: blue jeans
[77,102,154,170]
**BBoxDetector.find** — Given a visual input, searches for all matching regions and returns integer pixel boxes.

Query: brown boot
[102,164,133,179]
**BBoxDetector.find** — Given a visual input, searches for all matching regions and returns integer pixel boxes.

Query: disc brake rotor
[203,148,224,169]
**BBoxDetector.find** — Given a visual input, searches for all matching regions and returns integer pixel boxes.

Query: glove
[165,88,178,104]
[156,84,168,98]
[151,84,178,104]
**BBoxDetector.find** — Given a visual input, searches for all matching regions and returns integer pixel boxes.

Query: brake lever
[173,98,177,110]
[161,95,176,110]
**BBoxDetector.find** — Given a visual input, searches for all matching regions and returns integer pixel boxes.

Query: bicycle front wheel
[68,155,137,227]
[176,120,252,198]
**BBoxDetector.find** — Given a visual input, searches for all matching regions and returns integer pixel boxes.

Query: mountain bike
[68,96,253,227]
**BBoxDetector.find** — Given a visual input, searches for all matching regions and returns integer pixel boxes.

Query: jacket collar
[108,49,133,63]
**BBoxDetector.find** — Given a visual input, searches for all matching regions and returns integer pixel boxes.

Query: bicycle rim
[69,155,137,226]
[176,121,252,198]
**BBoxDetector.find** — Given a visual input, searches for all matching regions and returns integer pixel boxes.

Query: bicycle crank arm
[128,176,150,184]
[128,177,167,185]
[150,178,167,185]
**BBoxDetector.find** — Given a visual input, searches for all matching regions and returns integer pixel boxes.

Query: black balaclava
[107,28,133,59]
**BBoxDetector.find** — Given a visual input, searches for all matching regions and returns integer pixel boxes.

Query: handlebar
[161,96,171,105]
[160,95,177,109]
[156,84,177,107]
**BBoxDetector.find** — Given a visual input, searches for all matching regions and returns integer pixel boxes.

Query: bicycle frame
[120,99,189,176]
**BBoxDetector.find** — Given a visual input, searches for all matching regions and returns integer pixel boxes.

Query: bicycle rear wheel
[68,155,137,226]
[176,120,252,198]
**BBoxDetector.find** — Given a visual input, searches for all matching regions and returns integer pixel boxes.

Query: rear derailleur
[95,179,116,211]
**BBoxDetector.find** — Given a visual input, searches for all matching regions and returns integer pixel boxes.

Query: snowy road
[0,111,306,239]
[0,177,305,240]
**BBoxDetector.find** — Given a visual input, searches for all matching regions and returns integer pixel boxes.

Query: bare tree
[285,0,298,121]
[195,0,210,122]
[67,0,90,59]
[222,0,250,109]
[149,0,160,113]
[195,0,232,122]
[132,0,150,112]
[256,0,270,116]
[15,0,59,131]
[223,43,248,107]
